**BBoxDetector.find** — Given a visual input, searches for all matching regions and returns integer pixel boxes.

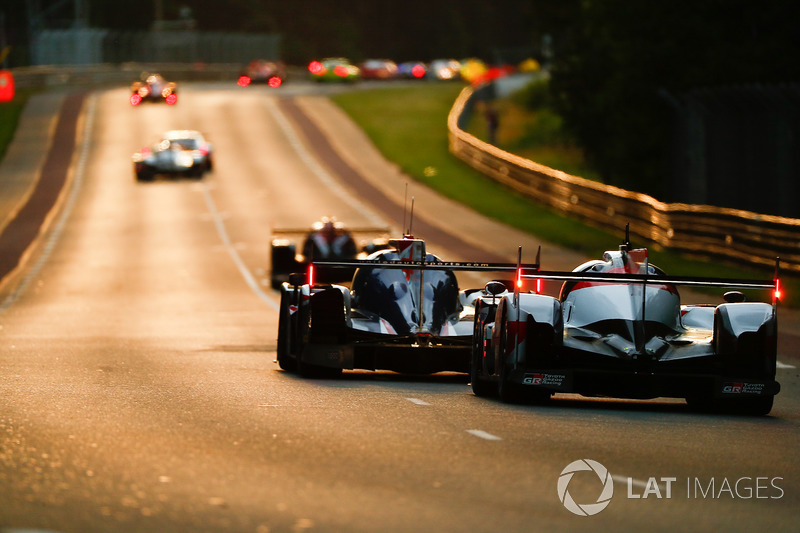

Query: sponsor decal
[523,373,566,387]
[722,382,766,395]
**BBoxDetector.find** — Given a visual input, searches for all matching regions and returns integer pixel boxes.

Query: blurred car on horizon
[308,58,360,82]
[238,59,286,88]
[130,73,177,105]
[357,59,398,80]
[132,130,213,182]
[459,58,488,85]
[397,61,427,79]
[426,59,461,80]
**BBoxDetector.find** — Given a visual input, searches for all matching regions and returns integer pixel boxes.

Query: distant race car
[426,59,461,81]
[130,73,178,105]
[276,235,532,377]
[238,60,286,88]
[358,59,398,80]
[132,130,213,182]
[470,232,781,415]
[307,58,360,82]
[397,61,427,79]
[269,218,389,289]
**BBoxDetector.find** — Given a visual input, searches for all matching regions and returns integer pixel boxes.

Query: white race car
[132,130,213,182]
[471,231,781,415]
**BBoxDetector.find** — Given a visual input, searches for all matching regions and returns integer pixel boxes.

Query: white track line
[406,398,431,406]
[206,97,390,309]
[263,98,385,228]
[1,95,96,314]
[466,429,502,441]
[201,185,279,311]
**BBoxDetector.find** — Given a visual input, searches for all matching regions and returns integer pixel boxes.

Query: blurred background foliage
[2,0,797,204]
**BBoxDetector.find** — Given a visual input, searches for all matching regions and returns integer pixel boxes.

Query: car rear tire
[136,169,154,182]
[276,290,297,372]
[470,305,495,397]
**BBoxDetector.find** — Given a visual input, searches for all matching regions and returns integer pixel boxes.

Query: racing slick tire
[498,358,524,404]
[296,350,342,379]
[297,288,345,379]
[270,243,296,289]
[135,168,154,182]
[686,393,774,416]
[470,341,495,397]
[276,289,297,372]
[470,302,495,397]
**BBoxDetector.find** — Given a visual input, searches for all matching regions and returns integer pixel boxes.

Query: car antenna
[407,196,415,236]
[621,223,632,253]
[403,183,408,234]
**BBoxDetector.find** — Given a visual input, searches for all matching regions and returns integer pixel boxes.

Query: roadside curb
[0,91,86,288]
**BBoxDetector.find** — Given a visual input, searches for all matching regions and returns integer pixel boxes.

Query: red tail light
[165,93,177,105]
[411,64,426,78]
[308,263,315,287]
[130,94,142,106]
[308,61,324,75]
[237,75,252,87]
[268,76,282,88]
[333,65,349,77]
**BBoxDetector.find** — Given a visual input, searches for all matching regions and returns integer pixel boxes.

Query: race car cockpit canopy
[559,246,682,335]
[350,238,460,335]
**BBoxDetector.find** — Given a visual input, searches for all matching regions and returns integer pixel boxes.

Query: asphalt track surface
[0,82,798,532]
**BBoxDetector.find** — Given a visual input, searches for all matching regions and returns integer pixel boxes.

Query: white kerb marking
[466,429,502,441]
[406,398,430,406]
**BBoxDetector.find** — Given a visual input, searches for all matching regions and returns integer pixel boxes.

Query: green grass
[332,84,616,256]
[331,83,793,305]
[0,88,36,163]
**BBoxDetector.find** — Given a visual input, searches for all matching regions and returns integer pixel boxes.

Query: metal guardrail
[9,63,249,89]
[448,86,800,272]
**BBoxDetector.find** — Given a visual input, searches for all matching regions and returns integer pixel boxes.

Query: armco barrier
[448,86,800,273]
[9,63,245,89]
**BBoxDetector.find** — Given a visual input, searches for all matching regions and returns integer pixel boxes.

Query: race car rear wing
[520,258,781,305]
[271,226,391,235]
[309,258,540,275]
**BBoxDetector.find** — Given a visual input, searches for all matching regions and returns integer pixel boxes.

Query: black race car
[470,235,781,415]
[276,235,533,377]
[269,218,389,289]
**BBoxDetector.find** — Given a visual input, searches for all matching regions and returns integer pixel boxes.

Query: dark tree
[549,0,800,198]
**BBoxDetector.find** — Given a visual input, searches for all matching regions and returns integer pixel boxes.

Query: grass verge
[331,82,793,305]
[0,88,36,163]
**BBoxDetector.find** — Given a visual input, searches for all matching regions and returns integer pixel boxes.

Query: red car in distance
[358,59,398,80]
[130,73,177,106]
[238,60,286,88]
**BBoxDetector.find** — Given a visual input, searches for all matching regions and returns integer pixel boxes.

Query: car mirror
[289,272,306,287]
[485,281,506,296]
[723,291,746,303]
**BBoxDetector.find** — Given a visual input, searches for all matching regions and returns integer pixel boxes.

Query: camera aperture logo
[558,460,785,516]
[558,459,614,516]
